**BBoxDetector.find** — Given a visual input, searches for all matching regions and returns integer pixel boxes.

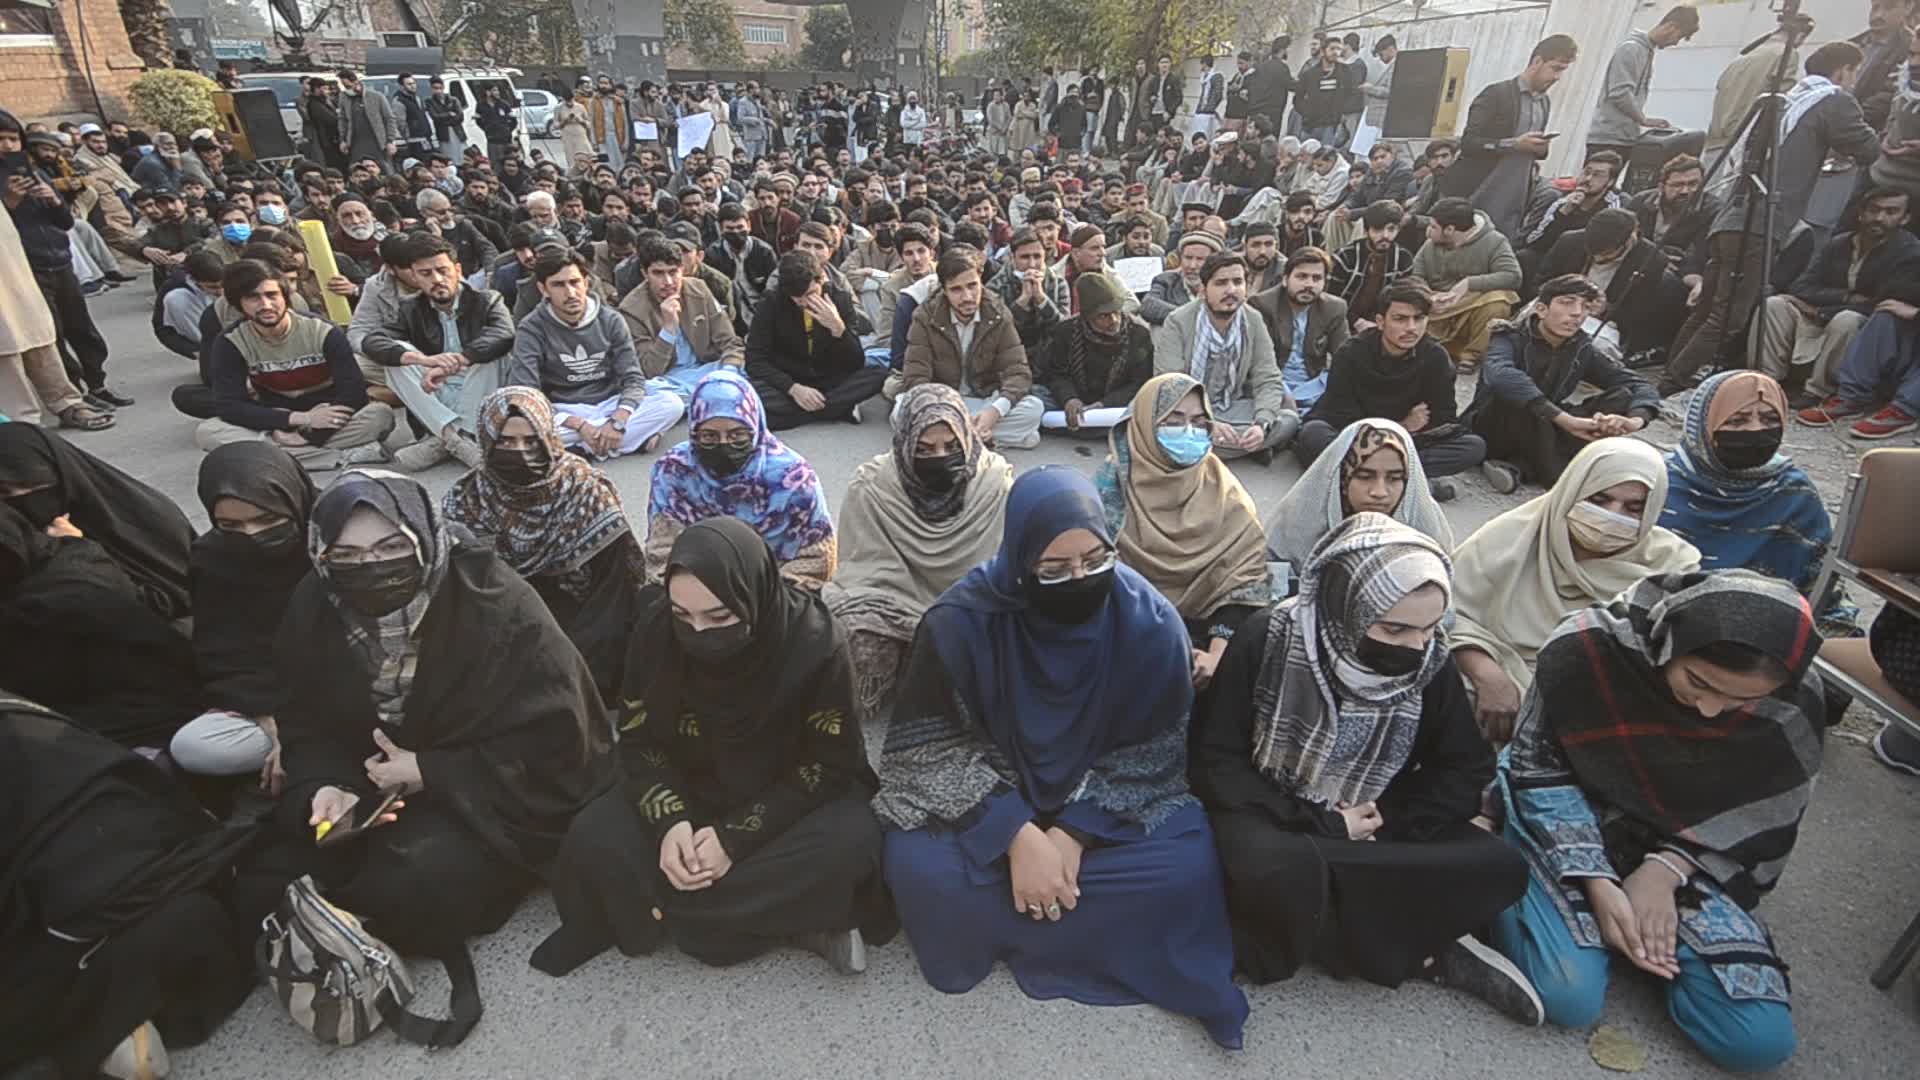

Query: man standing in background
[1362,36,1398,132]
[1586,6,1699,162]
[1192,55,1225,142]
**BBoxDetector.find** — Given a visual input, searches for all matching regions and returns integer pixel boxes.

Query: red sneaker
[1850,405,1919,440]
[1797,397,1866,427]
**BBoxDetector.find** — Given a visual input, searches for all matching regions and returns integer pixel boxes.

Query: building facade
[1,0,147,121]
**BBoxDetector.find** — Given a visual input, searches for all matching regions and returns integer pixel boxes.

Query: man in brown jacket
[616,236,745,405]
[899,248,1045,448]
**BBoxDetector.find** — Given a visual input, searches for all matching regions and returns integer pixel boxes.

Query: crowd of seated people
[4,12,1916,1075]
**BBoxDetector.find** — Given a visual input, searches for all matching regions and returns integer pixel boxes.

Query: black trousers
[235,797,532,957]
[1662,231,1767,395]
[1293,418,1489,478]
[1212,813,1527,986]
[539,790,893,972]
[1470,385,1640,487]
[171,382,218,420]
[35,266,109,392]
[0,891,251,1078]
[755,365,889,430]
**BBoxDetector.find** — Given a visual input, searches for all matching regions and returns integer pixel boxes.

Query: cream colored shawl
[1451,437,1700,690]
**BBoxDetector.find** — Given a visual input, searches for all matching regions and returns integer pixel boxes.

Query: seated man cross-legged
[616,236,746,406]
[900,248,1046,450]
[504,248,684,460]
[747,250,889,429]
[360,236,515,472]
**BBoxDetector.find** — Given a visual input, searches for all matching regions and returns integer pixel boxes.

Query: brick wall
[2,0,148,123]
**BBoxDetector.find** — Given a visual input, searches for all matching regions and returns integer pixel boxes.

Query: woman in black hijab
[241,469,615,956]
[0,694,256,1080]
[0,504,200,749]
[0,425,196,619]
[532,517,891,977]
[170,443,316,792]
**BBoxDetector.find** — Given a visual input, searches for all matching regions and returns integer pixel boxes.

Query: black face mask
[328,555,423,617]
[1355,634,1426,677]
[912,452,969,493]
[487,446,551,486]
[672,617,753,662]
[246,519,305,558]
[725,231,748,249]
[5,488,63,529]
[695,443,755,477]
[1713,427,1782,471]
[1024,568,1114,624]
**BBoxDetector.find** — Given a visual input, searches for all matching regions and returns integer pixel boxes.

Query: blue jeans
[1488,850,1796,1072]
[1835,309,1920,416]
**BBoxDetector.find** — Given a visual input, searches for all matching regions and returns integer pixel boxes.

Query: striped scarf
[1250,513,1452,807]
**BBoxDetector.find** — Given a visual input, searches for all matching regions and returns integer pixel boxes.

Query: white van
[238,67,535,160]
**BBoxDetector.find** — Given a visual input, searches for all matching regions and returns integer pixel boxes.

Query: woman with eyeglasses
[1487,571,1821,1072]
[1192,514,1535,1018]
[532,517,892,978]
[169,443,315,791]
[239,469,615,956]
[1095,374,1271,691]
[822,384,1012,720]
[444,387,644,704]
[646,369,836,589]
[874,467,1249,1050]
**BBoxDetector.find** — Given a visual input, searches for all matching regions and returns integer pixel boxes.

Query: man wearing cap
[1008,166,1044,229]
[1122,182,1169,247]
[1034,272,1154,435]
[1142,230,1220,326]
[1154,251,1296,459]
[1051,223,1140,319]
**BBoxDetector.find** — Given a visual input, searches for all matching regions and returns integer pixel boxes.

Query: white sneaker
[339,441,394,466]
[392,438,450,472]
[99,1021,169,1079]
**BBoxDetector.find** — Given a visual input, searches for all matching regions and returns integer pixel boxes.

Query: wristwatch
[608,415,629,431]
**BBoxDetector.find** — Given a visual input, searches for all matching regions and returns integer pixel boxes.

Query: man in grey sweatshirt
[505,248,684,459]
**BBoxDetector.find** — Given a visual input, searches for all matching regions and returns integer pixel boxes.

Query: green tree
[446,2,583,67]
[980,0,1286,73]
[665,0,746,66]
[801,5,852,71]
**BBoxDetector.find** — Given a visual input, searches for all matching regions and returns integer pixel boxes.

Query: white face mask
[1565,500,1642,556]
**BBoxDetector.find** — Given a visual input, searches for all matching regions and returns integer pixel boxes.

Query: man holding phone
[1437,34,1579,242]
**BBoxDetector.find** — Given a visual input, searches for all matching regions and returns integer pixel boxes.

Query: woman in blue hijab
[873,467,1248,1049]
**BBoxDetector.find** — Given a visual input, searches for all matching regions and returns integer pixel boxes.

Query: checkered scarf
[1250,513,1453,807]
[1532,570,1824,909]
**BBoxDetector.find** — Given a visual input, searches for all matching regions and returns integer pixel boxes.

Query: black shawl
[0,506,200,748]
[616,517,870,859]
[274,539,616,873]
[0,425,196,620]
[0,693,257,945]
[190,444,315,716]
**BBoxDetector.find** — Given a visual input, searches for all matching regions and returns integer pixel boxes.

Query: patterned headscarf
[647,369,833,562]
[443,386,632,579]
[891,384,981,523]
[309,469,452,727]
[1250,513,1453,807]
[1187,301,1246,414]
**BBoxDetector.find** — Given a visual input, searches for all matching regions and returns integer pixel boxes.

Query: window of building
[0,0,56,41]
[742,24,787,46]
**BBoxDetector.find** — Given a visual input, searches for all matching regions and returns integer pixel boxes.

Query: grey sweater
[504,298,647,411]
[1409,211,1523,294]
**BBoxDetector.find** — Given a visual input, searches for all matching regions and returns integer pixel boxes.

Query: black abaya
[0,505,201,748]
[1193,616,1527,985]
[0,696,256,1079]
[537,518,889,974]
[246,479,615,955]
[0,425,196,619]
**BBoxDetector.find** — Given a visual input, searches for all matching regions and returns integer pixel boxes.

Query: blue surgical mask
[257,203,287,225]
[1156,424,1212,466]
[221,221,252,244]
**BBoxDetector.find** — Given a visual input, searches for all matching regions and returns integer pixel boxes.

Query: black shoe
[1789,390,1826,411]
[1249,447,1274,467]
[1435,935,1544,1026]
[105,271,138,283]
[89,387,136,408]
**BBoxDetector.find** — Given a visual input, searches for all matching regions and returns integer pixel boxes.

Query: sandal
[58,404,115,431]
[640,432,662,453]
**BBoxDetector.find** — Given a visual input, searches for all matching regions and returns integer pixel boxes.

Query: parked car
[518,88,559,137]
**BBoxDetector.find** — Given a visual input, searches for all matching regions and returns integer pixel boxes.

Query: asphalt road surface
[48,281,1920,1079]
